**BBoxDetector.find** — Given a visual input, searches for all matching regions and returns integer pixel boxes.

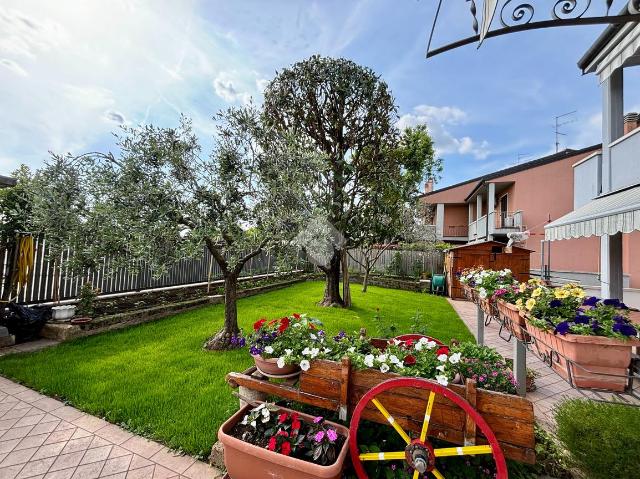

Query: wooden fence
[347,247,445,277]
[0,237,307,304]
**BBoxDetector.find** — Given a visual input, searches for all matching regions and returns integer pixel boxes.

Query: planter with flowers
[460,268,515,317]
[248,313,327,377]
[218,403,349,479]
[492,279,543,341]
[521,284,640,391]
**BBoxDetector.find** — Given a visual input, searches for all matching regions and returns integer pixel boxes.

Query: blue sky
[0,0,638,189]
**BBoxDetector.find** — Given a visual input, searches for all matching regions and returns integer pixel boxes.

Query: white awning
[545,185,640,241]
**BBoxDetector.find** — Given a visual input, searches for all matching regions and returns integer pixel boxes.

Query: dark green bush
[555,399,640,478]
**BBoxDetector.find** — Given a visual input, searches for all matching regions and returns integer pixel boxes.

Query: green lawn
[0,281,472,457]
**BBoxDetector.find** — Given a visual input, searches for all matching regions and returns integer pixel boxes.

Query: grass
[0,281,472,457]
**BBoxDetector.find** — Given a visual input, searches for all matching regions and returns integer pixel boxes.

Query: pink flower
[326,429,338,442]
[314,431,325,443]
[313,416,323,424]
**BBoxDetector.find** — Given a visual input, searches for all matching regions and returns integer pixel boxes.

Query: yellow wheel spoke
[371,398,411,444]
[359,451,406,461]
[432,468,445,479]
[412,471,420,479]
[419,391,436,442]
[434,445,493,457]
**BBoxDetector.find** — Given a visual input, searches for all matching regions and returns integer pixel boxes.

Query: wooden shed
[445,241,532,299]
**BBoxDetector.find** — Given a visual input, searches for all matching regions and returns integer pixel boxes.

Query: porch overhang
[545,184,640,241]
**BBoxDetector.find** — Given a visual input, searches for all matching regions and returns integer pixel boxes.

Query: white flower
[302,347,311,356]
[348,346,355,353]
[300,360,311,371]
[449,352,462,364]
[426,341,437,350]
[436,365,445,372]
[310,333,317,340]
[310,348,320,358]
[364,354,375,368]
[377,354,388,363]
[414,342,423,351]
[284,349,293,356]
[380,363,390,373]
[261,408,270,423]
[478,288,488,299]
[418,337,429,345]
[437,354,448,362]
[277,357,286,369]
[323,348,332,354]
[392,339,401,345]
[264,346,274,354]
[293,323,301,328]
[241,415,249,425]
[389,355,400,365]
[436,375,449,387]
[250,420,257,428]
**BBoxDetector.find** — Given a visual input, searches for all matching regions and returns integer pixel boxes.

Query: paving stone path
[448,298,640,430]
[0,377,222,479]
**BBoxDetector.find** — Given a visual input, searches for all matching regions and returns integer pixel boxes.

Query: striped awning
[545,185,640,241]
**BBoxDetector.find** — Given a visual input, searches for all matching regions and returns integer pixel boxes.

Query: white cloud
[398,105,491,160]
[0,58,27,76]
[213,72,251,105]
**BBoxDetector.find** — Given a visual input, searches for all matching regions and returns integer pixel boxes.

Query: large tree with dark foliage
[263,56,437,306]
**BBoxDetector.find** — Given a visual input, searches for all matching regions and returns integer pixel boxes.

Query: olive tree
[75,110,314,349]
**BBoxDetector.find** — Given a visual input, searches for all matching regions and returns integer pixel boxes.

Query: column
[476,194,482,221]
[600,233,623,300]
[601,68,624,195]
[487,183,495,240]
[435,203,445,240]
[468,202,474,241]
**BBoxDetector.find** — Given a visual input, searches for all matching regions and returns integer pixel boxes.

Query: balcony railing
[495,210,524,230]
[610,127,640,192]
[443,225,469,237]
[477,215,487,237]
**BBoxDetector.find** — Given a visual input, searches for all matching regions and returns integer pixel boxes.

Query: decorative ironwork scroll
[427,0,640,57]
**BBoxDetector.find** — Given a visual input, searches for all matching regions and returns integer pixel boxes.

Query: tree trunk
[342,248,351,307]
[319,251,343,307]
[204,272,240,350]
[362,262,370,293]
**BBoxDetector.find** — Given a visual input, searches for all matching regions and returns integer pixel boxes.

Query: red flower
[404,355,416,365]
[253,318,266,331]
[278,412,288,424]
[278,317,290,334]
[291,419,301,431]
[277,430,289,437]
[268,436,276,451]
[437,346,450,356]
[404,339,414,348]
[293,313,301,319]
[281,441,291,456]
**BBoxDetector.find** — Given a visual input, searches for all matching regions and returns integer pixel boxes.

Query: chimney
[624,112,639,135]
[424,179,434,194]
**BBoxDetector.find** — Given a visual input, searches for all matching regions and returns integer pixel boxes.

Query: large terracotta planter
[252,355,300,377]
[219,405,350,479]
[496,300,529,341]
[478,296,494,317]
[524,317,640,392]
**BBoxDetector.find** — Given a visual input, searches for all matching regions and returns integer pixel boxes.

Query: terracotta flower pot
[252,355,300,377]
[218,405,350,479]
[478,296,494,317]
[496,300,530,341]
[524,317,640,392]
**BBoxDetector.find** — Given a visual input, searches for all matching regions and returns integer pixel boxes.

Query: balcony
[610,127,640,192]
[495,210,524,231]
[443,225,469,238]
[468,211,524,242]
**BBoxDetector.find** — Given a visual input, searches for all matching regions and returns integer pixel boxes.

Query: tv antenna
[517,153,531,164]
[554,110,577,152]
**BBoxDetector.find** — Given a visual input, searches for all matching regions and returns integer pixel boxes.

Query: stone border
[348,274,432,292]
[40,277,307,341]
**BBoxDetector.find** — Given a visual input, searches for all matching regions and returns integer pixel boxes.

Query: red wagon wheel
[349,378,508,479]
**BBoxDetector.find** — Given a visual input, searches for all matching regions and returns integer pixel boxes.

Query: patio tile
[0,446,38,467]
[15,456,56,478]
[100,454,132,476]
[71,460,105,479]
[60,436,92,455]
[129,455,153,470]
[101,474,126,479]
[152,466,178,479]
[31,399,64,413]
[181,461,219,479]
[14,415,45,429]
[0,439,21,455]
[13,391,47,404]
[95,425,132,446]
[88,437,111,450]
[125,465,154,479]
[70,429,92,440]
[43,430,74,446]
[0,420,19,432]
[43,469,76,479]
[48,451,85,472]
[80,446,113,465]
[71,416,109,434]
[0,426,35,442]
[120,437,162,459]
[49,409,83,423]
[107,447,130,459]
[14,433,49,451]
[0,464,25,479]
[149,449,195,475]
[32,442,68,461]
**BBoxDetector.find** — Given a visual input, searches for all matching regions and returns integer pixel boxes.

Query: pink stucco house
[421,121,640,304]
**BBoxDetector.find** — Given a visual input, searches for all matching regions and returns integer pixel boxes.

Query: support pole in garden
[476,305,484,346]
[513,339,527,397]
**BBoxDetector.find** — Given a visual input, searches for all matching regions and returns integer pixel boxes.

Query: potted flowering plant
[248,313,324,376]
[492,279,543,341]
[521,284,640,391]
[218,403,349,479]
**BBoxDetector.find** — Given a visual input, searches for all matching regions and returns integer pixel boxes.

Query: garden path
[0,376,223,479]
[448,298,640,430]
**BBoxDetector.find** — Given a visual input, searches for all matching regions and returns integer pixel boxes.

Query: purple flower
[314,431,325,443]
[555,321,571,335]
[313,416,323,424]
[613,323,638,337]
[326,429,338,442]
[618,302,629,310]
[249,346,262,355]
[549,299,562,308]
[603,298,621,307]
[583,296,599,307]
[613,315,626,323]
[333,331,347,341]
[573,314,589,325]
[591,320,602,332]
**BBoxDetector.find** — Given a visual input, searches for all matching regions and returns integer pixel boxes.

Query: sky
[0,0,639,189]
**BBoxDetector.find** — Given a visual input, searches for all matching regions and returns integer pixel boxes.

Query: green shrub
[555,399,640,478]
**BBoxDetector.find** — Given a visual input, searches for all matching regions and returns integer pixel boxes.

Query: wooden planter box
[227,357,536,464]
[496,300,529,341]
[524,317,640,392]
[219,404,349,479]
